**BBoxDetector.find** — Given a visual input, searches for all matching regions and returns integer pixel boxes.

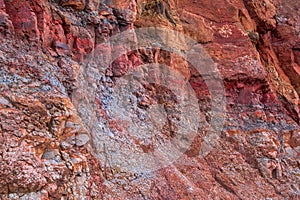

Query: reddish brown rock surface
[0,0,299,199]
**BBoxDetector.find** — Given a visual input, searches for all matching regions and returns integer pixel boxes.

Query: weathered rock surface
[0,0,299,199]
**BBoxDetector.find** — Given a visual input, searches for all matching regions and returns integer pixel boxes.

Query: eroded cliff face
[0,0,299,199]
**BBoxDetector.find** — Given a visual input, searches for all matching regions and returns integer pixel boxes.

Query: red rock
[0,11,13,36]
[74,37,94,55]
[0,0,4,10]
[4,0,40,40]
[243,0,277,33]
[111,54,131,77]
[85,0,100,11]
[0,0,299,199]
[60,0,86,11]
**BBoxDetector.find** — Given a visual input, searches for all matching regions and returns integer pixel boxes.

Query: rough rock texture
[0,0,299,199]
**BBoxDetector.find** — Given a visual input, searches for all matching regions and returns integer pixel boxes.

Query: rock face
[0,0,299,199]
